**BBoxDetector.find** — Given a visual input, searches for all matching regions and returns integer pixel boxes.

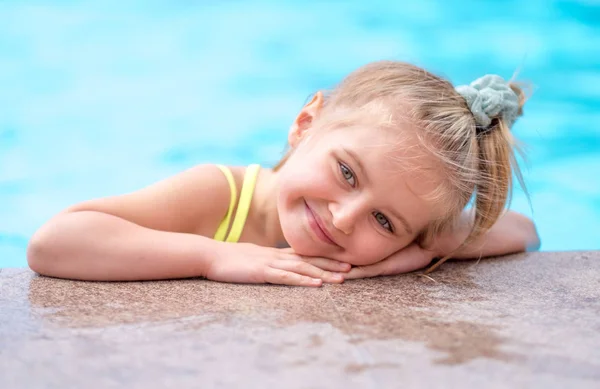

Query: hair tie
[455,75,520,132]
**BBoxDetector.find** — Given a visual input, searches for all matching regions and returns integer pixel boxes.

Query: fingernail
[333,273,344,279]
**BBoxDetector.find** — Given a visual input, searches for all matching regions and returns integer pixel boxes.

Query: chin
[279,217,323,258]
[282,227,322,257]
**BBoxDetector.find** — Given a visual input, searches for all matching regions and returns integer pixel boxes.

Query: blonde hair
[276,61,527,273]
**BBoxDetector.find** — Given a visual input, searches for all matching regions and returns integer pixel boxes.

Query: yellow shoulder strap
[213,165,237,241]
[225,164,261,243]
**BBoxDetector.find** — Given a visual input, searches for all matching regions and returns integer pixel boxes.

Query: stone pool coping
[1,251,599,388]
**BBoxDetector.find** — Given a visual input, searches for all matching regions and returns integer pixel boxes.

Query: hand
[344,243,436,279]
[205,242,351,287]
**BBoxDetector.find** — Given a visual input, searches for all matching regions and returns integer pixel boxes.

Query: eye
[373,211,393,233]
[338,162,356,187]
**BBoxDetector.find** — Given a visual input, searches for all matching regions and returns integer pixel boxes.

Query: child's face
[277,116,442,266]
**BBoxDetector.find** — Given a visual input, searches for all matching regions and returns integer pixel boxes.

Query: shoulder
[63,164,247,236]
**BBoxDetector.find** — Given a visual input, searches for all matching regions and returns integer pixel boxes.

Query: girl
[27,61,540,287]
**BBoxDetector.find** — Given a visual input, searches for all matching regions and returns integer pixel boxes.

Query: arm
[27,211,222,281]
[432,209,541,260]
[28,164,348,285]
[27,164,232,281]
[344,209,540,279]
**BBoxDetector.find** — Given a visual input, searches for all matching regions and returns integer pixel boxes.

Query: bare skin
[27,92,540,286]
[27,164,350,286]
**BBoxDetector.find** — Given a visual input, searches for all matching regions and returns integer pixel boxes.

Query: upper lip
[307,202,340,247]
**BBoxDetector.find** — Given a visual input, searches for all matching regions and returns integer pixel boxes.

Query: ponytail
[424,82,528,274]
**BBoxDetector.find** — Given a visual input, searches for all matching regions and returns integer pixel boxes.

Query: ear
[288,91,324,147]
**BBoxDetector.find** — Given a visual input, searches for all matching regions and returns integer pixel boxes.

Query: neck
[252,167,288,248]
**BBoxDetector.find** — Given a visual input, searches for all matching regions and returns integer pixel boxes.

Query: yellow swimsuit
[213,164,261,243]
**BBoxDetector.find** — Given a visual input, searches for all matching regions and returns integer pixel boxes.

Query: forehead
[327,124,428,173]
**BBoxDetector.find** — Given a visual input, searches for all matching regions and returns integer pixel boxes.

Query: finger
[300,256,352,272]
[264,267,323,287]
[344,244,434,280]
[280,250,351,273]
[344,264,383,280]
[274,260,345,284]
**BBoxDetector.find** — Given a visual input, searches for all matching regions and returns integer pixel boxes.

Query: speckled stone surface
[1,251,599,388]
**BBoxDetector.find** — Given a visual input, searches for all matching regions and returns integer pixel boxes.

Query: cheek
[276,189,324,257]
[342,232,413,266]
[281,161,334,200]
[346,243,394,265]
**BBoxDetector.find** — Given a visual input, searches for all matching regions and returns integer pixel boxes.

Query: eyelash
[337,161,394,233]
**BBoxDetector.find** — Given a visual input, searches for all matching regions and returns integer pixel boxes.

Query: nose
[329,198,367,235]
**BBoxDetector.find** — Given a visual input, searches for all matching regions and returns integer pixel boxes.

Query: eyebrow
[343,147,414,235]
[388,207,414,235]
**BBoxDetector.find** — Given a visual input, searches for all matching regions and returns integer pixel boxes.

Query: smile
[304,200,339,247]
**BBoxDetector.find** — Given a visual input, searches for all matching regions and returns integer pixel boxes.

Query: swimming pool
[1,1,599,267]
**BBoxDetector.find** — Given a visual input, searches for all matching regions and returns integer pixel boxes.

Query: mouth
[304,200,339,247]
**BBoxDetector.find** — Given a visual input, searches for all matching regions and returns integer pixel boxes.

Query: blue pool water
[1,1,599,267]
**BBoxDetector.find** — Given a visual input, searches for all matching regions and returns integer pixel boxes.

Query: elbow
[519,214,541,252]
[526,225,541,252]
[27,209,84,276]
[27,227,56,276]
[27,213,72,276]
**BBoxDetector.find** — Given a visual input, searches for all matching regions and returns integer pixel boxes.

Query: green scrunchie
[455,75,519,128]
